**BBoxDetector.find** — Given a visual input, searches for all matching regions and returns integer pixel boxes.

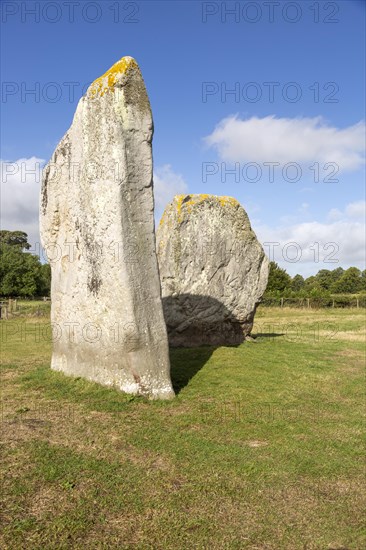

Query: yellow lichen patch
[218,196,239,208]
[174,194,239,222]
[89,56,138,98]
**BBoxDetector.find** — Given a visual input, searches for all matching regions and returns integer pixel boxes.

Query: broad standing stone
[40,57,174,399]
[157,194,269,346]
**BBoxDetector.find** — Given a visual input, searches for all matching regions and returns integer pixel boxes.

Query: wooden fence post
[307,298,310,309]
[280,298,284,308]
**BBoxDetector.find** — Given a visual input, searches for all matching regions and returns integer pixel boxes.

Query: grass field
[1,305,365,549]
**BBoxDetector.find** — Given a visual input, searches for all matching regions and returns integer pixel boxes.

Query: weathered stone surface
[40,57,174,399]
[157,194,269,346]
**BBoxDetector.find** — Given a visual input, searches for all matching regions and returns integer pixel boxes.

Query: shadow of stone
[169,346,216,394]
[163,293,259,394]
[163,294,256,347]
[253,333,285,339]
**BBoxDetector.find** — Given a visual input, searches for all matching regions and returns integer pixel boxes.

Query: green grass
[1,307,365,549]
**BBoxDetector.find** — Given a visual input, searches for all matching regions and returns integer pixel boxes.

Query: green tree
[265,262,292,293]
[0,244,42,296]
[315,269,334,290]
[331,267,344,282]
[0,230,52,297]
[304,275,318,291]
[361,270,366,292]
[0,230,31,250]
[330,267,363,294]
[38,263,51,296]
[291,274,305,292]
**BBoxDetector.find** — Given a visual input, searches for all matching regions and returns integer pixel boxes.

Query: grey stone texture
[157,194,269,347]
[40,57,174,399]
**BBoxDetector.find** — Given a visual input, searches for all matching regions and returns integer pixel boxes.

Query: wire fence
[0,298,51,319]
[261,295,366,309]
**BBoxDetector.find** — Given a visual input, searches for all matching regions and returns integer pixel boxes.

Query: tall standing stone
[40,57,174,399]
[157,194,269,347]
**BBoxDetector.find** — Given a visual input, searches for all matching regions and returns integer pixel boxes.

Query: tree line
[265,261,366,299]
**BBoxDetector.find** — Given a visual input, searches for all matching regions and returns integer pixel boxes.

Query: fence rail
[0,298,50,319]
[261,295,366,308]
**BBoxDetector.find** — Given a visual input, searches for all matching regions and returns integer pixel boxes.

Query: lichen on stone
[88,56,138,98]
[173,194,239,223]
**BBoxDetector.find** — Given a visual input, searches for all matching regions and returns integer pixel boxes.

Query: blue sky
[1,0,365,275]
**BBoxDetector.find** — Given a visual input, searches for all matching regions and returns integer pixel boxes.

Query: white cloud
[345,200,366,219]
[153,164,188,216]
[327,201,366,222]
[205,115,365,172]
[327,208,343,222]
[254,201,366,276]
[0,157,44,250]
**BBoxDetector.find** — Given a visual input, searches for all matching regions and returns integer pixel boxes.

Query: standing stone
[157,194,269,347]
[40,57,174,399]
